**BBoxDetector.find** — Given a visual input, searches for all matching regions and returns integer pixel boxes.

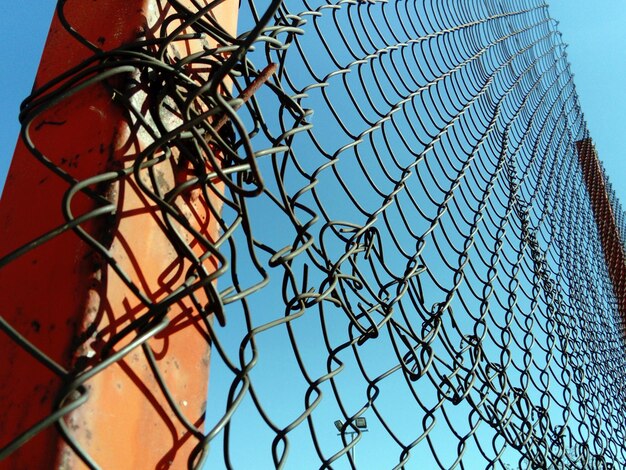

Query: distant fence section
[1,1,626,469]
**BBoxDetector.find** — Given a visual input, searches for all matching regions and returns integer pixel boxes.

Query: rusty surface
[0,1,238,468]
[576,138,626,330]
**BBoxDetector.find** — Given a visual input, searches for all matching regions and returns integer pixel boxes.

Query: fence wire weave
[2,0,626,468]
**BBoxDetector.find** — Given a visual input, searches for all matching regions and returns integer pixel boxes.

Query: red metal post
[576,138,626,332]
[0,1,237,468]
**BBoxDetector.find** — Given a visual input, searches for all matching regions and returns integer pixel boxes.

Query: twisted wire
[1,0,626,468]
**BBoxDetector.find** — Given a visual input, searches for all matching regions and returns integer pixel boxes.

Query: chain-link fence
[2,0,626,468]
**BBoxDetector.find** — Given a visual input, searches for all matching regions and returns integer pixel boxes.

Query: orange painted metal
[576,138,626,332]
[0,1,237,468]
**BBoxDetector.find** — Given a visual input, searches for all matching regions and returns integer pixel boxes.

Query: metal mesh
[2,0,626,468]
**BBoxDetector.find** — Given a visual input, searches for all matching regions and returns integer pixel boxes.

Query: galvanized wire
[2,0,626,468]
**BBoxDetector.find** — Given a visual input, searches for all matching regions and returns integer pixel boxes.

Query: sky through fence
[1,1,626,469]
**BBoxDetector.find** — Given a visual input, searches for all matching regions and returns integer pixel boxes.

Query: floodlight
[355,417,367,429]
[334,420,343,432]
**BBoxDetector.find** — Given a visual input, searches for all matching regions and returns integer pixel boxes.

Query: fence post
[0,1,238,468]
[576,138,626,333]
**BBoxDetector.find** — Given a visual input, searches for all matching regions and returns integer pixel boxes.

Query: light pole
[335,417,368,467]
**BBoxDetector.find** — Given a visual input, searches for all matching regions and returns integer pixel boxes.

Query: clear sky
[0,3,57,195]
[0,2,624,202]
[549,1,626,207]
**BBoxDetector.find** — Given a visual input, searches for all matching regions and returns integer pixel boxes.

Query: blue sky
[549,1,626,205]
[0,3,56,194]
[0,2,624,202]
